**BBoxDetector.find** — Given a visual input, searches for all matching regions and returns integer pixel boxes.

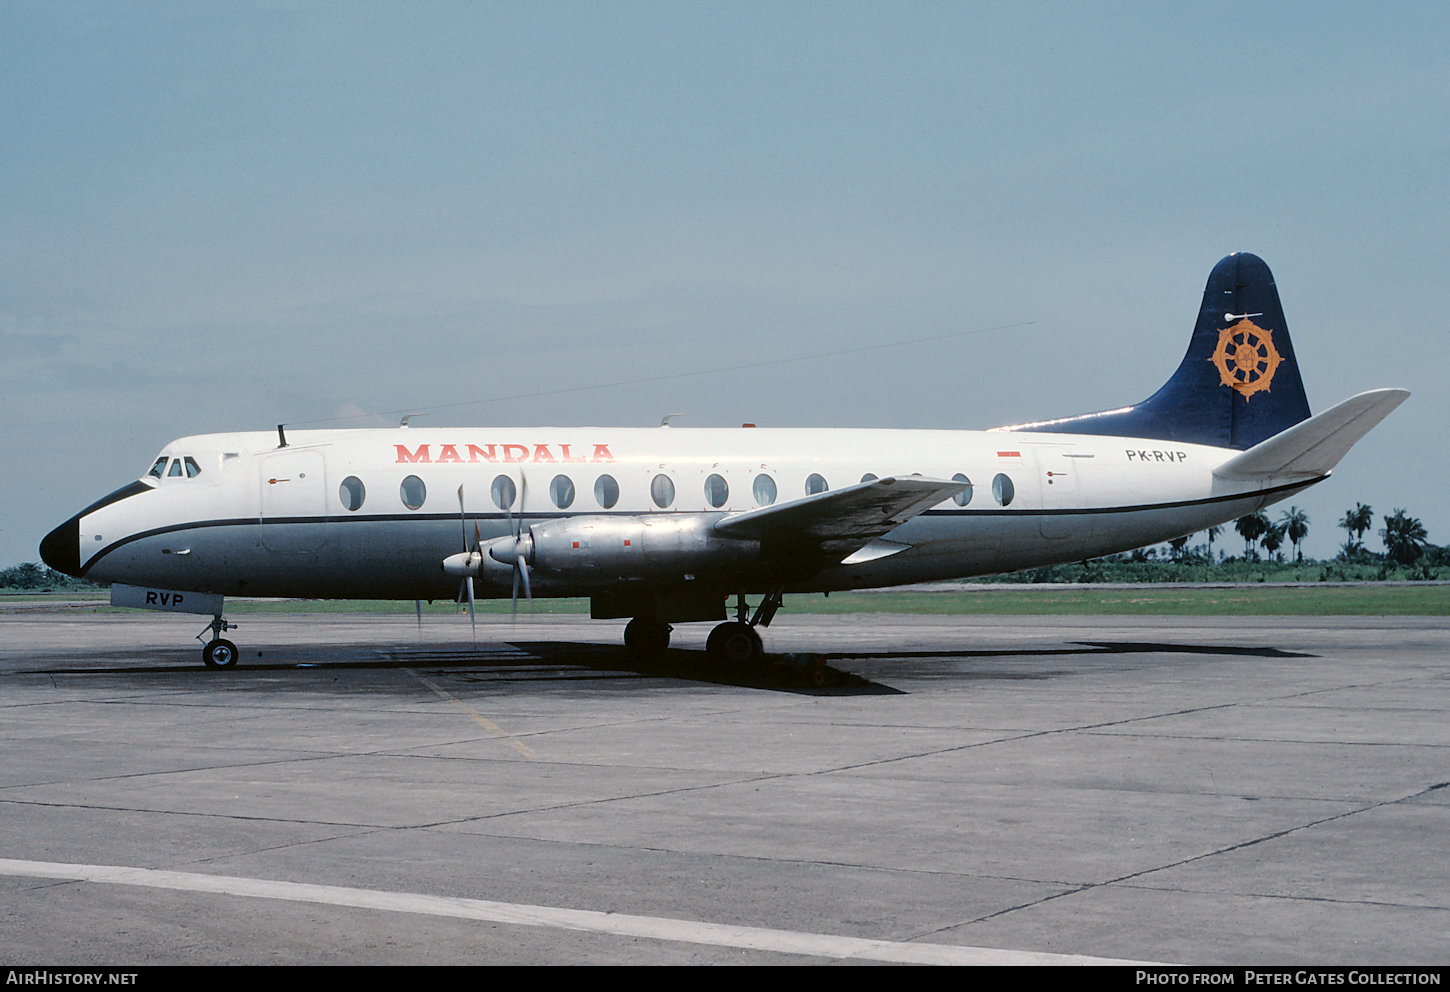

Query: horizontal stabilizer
[715,476,965,561]
[1213,388,1409,480]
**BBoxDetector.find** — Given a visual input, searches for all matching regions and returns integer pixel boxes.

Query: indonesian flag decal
[995,450,1023,461]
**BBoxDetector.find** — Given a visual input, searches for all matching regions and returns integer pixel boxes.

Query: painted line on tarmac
[408,671,539,758]
[1,857,1142,965]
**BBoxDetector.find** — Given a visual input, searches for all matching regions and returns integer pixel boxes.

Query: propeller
[444,476,534,633]
[490,473,533,620]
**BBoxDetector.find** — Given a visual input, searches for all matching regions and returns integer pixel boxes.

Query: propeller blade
[465,575,476,644]
[516,551,527,620]
[456,486,481,643]
[511,474,527,619]
[508,474,522,538]
[457,485,467,549]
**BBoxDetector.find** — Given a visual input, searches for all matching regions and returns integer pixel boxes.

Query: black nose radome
[40,516,81,577]
[39,480,154,578]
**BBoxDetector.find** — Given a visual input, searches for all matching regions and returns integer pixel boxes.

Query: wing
[713,476,967,564]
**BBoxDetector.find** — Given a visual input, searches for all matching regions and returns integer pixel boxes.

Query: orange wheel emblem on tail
[1210,319,1281,398]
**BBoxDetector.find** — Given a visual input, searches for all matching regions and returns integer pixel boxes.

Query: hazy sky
[4,1,1447,566]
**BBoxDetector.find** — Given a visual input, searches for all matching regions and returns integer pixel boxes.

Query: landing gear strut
[198,614,239,669]
[706,587,783,665]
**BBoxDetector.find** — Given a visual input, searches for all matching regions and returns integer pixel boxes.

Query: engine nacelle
[499,515,759,583]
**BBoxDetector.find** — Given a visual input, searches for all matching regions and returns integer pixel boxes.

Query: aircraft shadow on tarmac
[34,643,896,696]
[34,638,1315,696]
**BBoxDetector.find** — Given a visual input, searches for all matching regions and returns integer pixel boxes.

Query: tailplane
[1006,253,1311,449]
[1212,388,1409,480]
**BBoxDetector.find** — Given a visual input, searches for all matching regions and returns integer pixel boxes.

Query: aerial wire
[284,318,1035,428]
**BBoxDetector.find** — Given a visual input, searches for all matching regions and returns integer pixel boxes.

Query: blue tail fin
[1009,253,1311,449]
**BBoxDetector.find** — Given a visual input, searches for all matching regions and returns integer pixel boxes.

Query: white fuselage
[72,424,1313,602]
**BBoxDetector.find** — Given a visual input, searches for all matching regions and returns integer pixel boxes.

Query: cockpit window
[150,454,204,480]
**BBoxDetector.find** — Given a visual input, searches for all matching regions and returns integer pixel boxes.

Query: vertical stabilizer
[1006,253,1311,449]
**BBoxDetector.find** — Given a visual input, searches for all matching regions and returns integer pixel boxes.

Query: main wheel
[623,618,671,659]
[202,638,239,670]
[706,621,763,665]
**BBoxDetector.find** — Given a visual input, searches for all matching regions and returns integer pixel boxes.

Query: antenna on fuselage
[277,424,288,448]
[660,413,685,427]
[400,413,426,427]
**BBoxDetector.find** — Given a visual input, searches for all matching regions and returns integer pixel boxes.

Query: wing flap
[1213,388,1409,480]
[714,476,965,561]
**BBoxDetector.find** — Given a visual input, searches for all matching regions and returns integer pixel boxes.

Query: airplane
[40,252,1408,670]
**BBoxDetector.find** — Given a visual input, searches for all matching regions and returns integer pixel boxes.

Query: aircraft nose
[40,515,81,577]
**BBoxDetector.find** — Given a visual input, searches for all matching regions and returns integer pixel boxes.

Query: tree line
[0,563,100,590]
[1223,503,1434,566]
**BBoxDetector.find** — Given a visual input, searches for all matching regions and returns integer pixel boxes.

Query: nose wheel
[198,614,239,669]
[202,638,238,669]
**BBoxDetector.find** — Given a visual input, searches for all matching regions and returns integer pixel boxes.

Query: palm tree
[1334,504,1368,551]
[1235,511,1269,559]
[1279,506,1310,562]
[1261,521,1287,562]
[1380,509,1428,566]
[1206,524,1224,563]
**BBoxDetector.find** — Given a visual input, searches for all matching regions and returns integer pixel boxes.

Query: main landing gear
[705,587,783,666]
[199,613,239,669]
[623,617,672,659]
[622,586,785,667]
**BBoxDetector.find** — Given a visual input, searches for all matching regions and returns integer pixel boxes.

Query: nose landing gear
[198,614,239,669]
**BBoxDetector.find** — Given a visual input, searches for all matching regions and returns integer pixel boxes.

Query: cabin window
[805,473,829,496]
[860,473,878,484]
[952,473,973,507]
[704,473,729,508]
[183,456,202,478]
[148,457,167,479]
[594,474,619,509]
[339,476,365,511]
[550,474,575,509]
[400,475,427,510]
[651,474,675,509]
[752,474,777,506]
[491,475,516,510]
[992,473,1014,507]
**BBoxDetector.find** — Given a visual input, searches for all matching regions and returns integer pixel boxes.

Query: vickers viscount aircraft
[41,253,1407,669]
